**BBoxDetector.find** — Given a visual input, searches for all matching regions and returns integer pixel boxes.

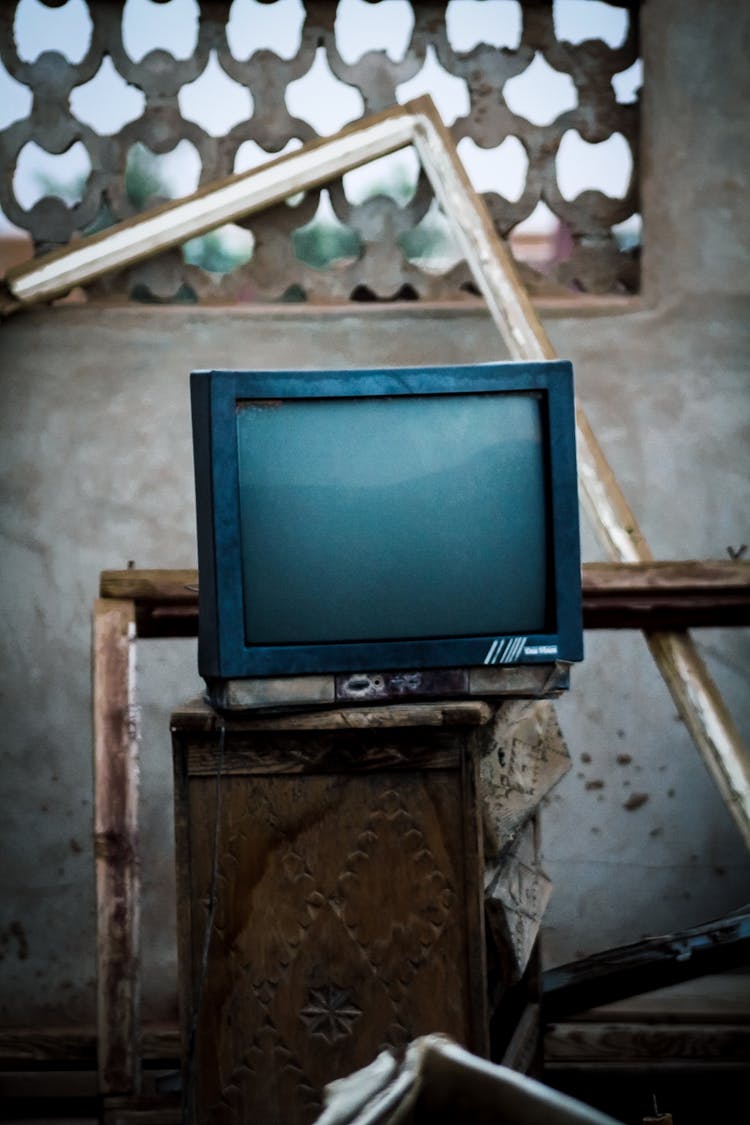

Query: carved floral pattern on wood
[187,771,476,1123]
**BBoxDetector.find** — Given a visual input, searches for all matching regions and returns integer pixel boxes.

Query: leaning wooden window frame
[16,94,743,1099]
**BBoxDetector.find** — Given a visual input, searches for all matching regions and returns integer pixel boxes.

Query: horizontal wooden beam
[99,562,750,637]
[583,560,750,629]
[0,1024,180,1066]
[583,560,750,592]
[542,910,750,1022]
[544,1020,750,1066]
[100,569,198,603]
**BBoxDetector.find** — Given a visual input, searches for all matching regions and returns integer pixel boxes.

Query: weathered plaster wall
[1,0,748,1026]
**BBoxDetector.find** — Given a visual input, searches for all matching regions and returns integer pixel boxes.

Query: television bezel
[191,361,583,680]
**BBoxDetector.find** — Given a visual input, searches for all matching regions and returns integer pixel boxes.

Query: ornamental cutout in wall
[0,0,641,304]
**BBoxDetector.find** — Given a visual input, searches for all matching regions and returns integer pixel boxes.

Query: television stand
[205,661,569,713]
[171,692,570,1123]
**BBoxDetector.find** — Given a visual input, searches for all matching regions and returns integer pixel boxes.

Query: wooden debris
[485,819,553,984]
[501,1003,542,1075]
[477,700,571,859]
[542,909,750,1021]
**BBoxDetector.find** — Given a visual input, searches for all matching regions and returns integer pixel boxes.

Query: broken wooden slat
[93,598,141,1097]
[542,909,750,1022]
[583,560,750,629]
[407,100,750,851]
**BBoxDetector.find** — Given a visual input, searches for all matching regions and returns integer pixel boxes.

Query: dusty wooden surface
[172,709,488,1124]
[92,599,140,1097]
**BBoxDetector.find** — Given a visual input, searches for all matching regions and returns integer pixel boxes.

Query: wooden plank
[93,598,141,1097]
[585,597,750,630]
[100,559,750,604]
[407,100,750,851]
[0,1026,98,1063]
[544,1020,750,1065]
[583,560,750,629]
[573,971,750,1025]
[0,285,641,322]
[170,694,490,732]
[218,700,492,730]
[100,569,198,602]
[0,1023,180,1065]
[102,1094,182,1125]
[542,910,750,1022]
[6,104,419,306]
[583,560,750,592]
[502,1003,541,1074]
[99,561,750,636]
[182,733,463,777]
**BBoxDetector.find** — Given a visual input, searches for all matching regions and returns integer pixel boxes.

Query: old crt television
[190,361,583,692]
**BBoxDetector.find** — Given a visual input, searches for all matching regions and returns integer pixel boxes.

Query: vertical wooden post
[93,598,141,1097]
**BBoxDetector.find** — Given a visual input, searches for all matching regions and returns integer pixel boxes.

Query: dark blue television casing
[190,362,583,680]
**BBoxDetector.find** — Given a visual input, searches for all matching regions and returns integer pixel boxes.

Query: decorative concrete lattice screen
[0,0,640,304]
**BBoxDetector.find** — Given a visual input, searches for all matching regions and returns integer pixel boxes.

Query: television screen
[191,362,583,682]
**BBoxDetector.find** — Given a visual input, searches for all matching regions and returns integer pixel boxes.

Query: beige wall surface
[1,0,749,1027]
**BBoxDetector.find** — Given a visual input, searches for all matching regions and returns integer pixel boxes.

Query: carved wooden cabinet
[171,698,491,1125]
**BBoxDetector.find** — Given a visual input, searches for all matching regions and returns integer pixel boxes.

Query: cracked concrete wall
[0,0,748,1026]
